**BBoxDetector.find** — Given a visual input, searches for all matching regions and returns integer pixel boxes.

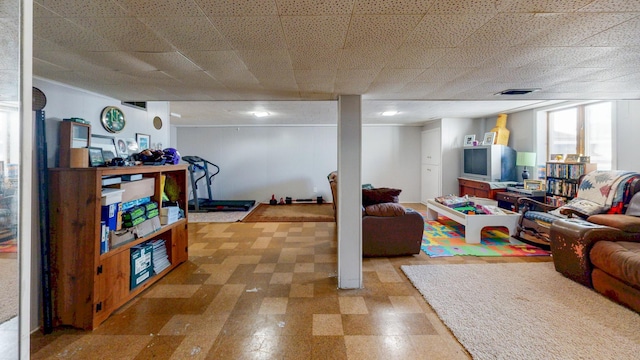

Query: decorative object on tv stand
[516,152,536,180]
[482,132,496,145]
[565,154,580,162]
[463,134,476,147]
[489,113,510,146]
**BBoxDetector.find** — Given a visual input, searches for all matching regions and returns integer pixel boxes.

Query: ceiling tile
[578,0,640,12]
[0,0,18,17]
[70,17,174,51]
[373,68,424,83]
[0,18,18,70]
[197,0,278,16]
[527,47,616,67]
[578,16,640,46]
[208,16,286,50]
[496,0,594,12]
[353,0,433,14]
[38,0,128,17]
[182,50,246,72]
[281,16,349,49]
[339,46,396,70]
[344,15,423,48]
[276,0,355,16]
[131,52,203,72]
[235,50,292,70]
[457,13,541,47]
[430,47,499,67]
[404,14,494,48]
[523,13,638,46]
[289,48,340,70]
[139,17,232,51]
[115,0,204,17]
[35,17,118,51]
[385,46,447,69]
[428,0,499,14]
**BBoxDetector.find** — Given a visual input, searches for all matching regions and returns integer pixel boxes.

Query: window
[547,102,612,170]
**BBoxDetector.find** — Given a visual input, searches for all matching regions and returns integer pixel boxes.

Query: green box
[130,243,153,290]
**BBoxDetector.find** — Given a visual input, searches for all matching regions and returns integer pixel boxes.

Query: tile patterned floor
[31,205,552,359]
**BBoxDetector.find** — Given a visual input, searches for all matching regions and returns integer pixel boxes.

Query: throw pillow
[365,203,406,217]
[362,187,402,206]
[549,198,604,218]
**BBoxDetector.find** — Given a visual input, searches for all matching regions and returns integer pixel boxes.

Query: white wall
[175,124,423,203]
[362,126,422,202]
[33,78,171,167]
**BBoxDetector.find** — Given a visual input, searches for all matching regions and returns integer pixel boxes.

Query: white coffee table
[426,199,521,244]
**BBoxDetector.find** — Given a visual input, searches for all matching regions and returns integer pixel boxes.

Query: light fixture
[516,152,537,180]
[252,111,270,117]
[382,111,399,116]
[170,112,181,118]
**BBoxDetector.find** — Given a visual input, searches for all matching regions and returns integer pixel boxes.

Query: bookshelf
[48,164,189,330]
[545,162,597,207]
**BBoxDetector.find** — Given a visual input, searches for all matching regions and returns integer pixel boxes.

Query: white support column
[337,95,362,289]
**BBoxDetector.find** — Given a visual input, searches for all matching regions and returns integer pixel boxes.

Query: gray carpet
[0,258,18,324]
[401,262,640,360]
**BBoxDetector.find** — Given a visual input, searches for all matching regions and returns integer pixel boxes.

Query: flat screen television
[462,145,517,182]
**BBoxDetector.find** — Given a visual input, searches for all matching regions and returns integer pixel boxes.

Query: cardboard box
[101,188,125,206]
[109,228,135,248]
[101,202,120,231]
[133,216,161,239]
[108,178,155,203]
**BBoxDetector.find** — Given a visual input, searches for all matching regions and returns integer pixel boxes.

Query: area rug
[401,262,640,360]
[243,203,335,222]
[0,239,17,253]
[0,258,18,324]
[422,217,549,257]
[188,202,259,223]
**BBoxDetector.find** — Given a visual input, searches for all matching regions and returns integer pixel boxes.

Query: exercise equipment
[182,156,255,212]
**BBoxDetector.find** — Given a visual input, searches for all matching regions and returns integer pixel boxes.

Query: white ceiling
[27,0,640,125]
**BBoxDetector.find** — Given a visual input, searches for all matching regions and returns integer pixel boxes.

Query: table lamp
[516,152,536,180]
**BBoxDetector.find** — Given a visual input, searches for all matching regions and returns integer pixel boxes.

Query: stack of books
[150,239,171,275]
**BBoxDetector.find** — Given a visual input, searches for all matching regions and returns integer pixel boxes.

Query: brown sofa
[551,212,640,313]
[327,172,424,257]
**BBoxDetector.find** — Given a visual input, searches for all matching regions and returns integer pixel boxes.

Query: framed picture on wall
[136,133,150,151]
[463,134,476,147]
[90,134,117,163]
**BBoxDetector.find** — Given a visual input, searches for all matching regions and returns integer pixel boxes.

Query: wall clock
[101,106,126,133]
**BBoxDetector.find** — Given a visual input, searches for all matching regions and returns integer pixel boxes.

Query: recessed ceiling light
[252,111,270,117]
[382,111,399,116]
[495,88,541,95]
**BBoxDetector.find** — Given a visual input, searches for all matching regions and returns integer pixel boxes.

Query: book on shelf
[150,239,171,274]
[101,176,122,186]
[121,174,143,181]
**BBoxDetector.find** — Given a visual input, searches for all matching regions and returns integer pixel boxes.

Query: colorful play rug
[422,217,550,257]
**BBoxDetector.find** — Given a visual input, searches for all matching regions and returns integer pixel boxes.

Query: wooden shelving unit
[48,164,189,330]
[545,162,597,206]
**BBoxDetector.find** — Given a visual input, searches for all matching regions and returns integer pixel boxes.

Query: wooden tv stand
[458,177,508,200]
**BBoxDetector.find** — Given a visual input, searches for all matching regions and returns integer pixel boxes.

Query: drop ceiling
[28,0,640,125]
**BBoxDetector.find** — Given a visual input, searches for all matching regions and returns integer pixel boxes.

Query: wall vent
[122,101,147,110]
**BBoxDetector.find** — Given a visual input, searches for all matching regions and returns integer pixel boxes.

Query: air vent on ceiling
[122,101,147,110]
[495,88,541,95]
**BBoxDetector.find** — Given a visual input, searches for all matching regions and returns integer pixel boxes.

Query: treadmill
[182,156,256,212]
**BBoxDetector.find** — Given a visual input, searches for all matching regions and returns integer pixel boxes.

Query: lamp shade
[516,152,536,167]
